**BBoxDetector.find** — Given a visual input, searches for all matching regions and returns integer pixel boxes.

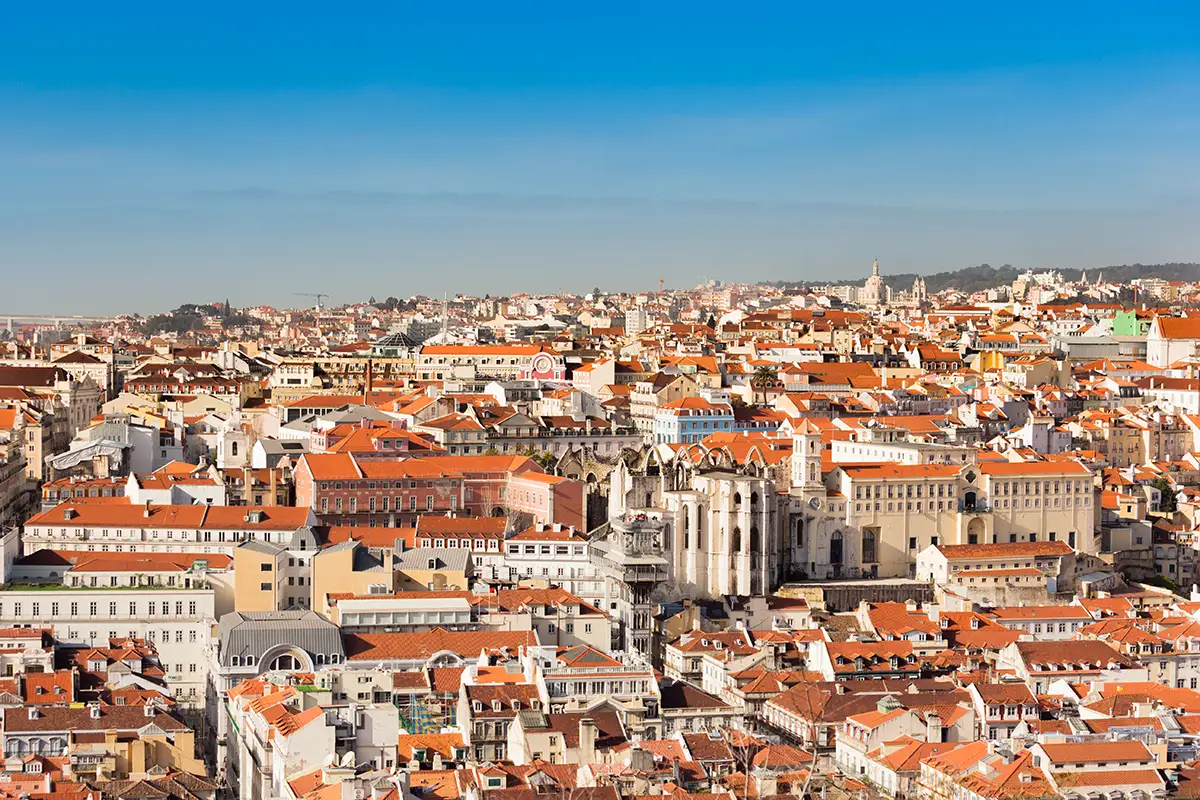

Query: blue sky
[3,3,1200,313]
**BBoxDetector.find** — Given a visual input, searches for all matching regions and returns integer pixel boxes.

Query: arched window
[862,528,877,564]
[733,492,742,508]
[795,518,804,547]
[232,441,239,457]
[683,514,690,550]
[750,527,761,555]
[316,653,326,665]
[231,656,241,667]
[270,654,299,671]
[732,527,742,552]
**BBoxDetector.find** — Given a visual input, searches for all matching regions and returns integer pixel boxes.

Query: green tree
[1152,476,1179,513]
[750,364,779,406]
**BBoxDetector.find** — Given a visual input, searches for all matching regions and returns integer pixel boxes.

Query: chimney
[578,717,598,765]
[143,500,152,518]
[364,358,374,400]
[926,711,943,743]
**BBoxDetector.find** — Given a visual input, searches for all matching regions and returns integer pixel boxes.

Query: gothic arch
[830,530,844,566]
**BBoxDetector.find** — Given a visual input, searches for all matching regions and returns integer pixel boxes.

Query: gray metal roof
[239,540,288,556]
[395,547,471,572]
[257,439,309,454]
[216,610,344,666]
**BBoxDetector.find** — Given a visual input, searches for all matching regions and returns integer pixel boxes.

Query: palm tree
[750,365,778,406]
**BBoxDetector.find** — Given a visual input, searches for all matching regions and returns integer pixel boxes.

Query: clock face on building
[808,496,822,510]
[530,353,555,379]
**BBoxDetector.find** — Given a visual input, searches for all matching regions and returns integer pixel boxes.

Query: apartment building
[22,502,317,555]
[294,452,584,529]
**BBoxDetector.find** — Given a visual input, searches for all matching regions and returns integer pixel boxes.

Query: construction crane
[294,292,330,312]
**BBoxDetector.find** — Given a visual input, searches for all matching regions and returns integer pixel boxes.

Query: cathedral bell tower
[791,418,824,492]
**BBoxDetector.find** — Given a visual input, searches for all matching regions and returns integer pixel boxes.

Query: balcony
[957,500,991,514]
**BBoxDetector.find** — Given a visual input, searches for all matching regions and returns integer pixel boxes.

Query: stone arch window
[862,528,877,564]
[795,518,804,547]
[683,514,690,550]
[732,527,742,552]
[733,492,742,509]
[749,527,761,555]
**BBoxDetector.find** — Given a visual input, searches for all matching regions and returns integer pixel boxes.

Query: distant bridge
[0,314,119,330]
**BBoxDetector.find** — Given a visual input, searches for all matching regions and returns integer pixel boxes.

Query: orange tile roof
[343,627,537,661]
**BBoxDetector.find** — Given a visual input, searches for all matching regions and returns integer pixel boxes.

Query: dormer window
[492,700,502,711]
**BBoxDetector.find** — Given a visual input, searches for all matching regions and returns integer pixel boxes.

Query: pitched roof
[343,627,536,661]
